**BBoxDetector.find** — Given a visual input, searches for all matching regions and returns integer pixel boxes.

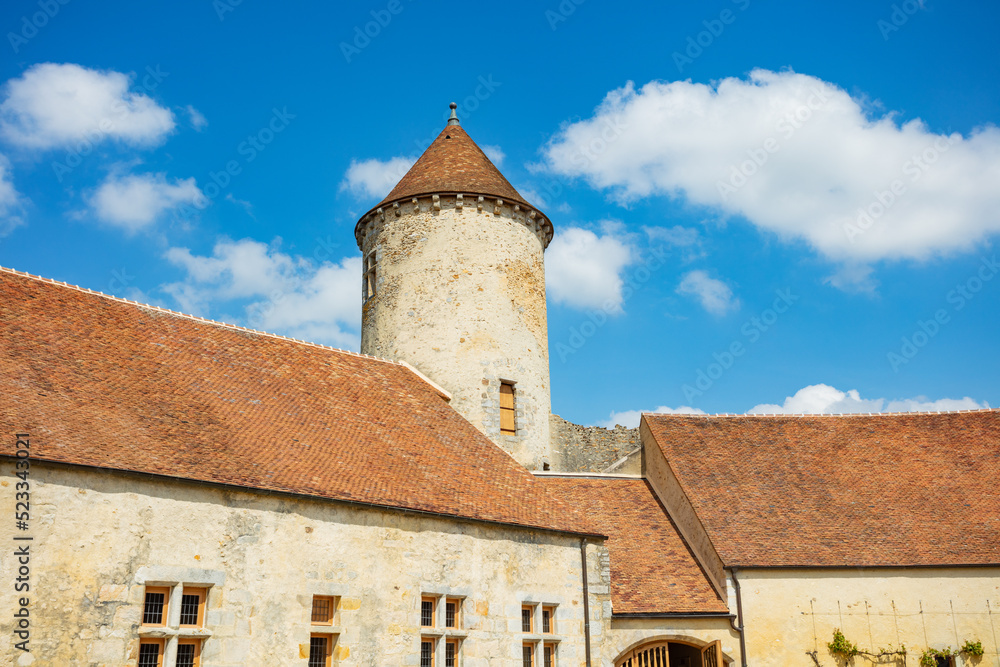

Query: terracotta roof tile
[0,268,598,536]
[644,412,1000,567]
[378,124,531,208]
[539,476,729,615]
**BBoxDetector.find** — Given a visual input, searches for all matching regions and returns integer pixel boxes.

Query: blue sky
[1,0,997,427]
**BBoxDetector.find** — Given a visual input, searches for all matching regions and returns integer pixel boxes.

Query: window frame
[522,642,535,667]
[445,597,461,629]
[137,638,166,667]
[141,586,170,627]
[311,595,336,626]
[420,637,437,667]
[444,638,460,667]
[363,251,377,302]
[421,596,437,628]
[543,642,556,667]
[176,638,202,667]
[541,605,555,634]
[521,604,534,633]
[308,633,333,667]
[179,586,207,628]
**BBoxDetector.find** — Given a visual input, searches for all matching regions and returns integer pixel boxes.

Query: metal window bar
[176,644,196,667]
[179,594,200,625]
[138,643,160,667]
[143,592,165,625]
[311,597,332,624]
[308,636,328,667]
[421,599,434,627]
[421,640,434,667]
[445,601,456,628]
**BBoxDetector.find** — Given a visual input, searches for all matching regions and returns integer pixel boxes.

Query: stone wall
[550,414,641,473]
[0,462,616,666]
[357,195,552,470]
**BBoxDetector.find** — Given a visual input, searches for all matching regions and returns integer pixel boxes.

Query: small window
[541,606,554,634]
[421,638,436,667]
[179,587,206,627]
[309,634,332,667]
[522,643,535,667]
[176,640,201,667]
[500,383,516,434]
[142,587,170,626]
[364,252,377,302]
[445,598,460,628]
[934,658,954,667]
[138,639,165,667]
[421,596,436,627]
[521,605,533,633]
[312,595,335,625]
[445,639,459,667]
[544,643,556,667]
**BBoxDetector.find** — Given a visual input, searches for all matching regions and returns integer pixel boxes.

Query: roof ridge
[643,408,999,418]
[0,265,400,368]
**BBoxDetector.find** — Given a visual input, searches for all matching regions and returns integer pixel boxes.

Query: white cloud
[163,238,361,349]
[340,156,415,200]
[0,63,175,149]
[480,144,505,165]
[0,154,25,236]
[601,384,989,427]
[545,226,634,311]
[225,193,255,218]
[88,171,203,232]
[747,383,990,414]
[676,270,739,315]
[185,105,208,131]
[541,70,1000,271]
[597,404,706,429]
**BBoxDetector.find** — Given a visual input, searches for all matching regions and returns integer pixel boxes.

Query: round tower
[355,104,554,469]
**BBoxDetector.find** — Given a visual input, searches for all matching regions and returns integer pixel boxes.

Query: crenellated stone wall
[549,414,641,473]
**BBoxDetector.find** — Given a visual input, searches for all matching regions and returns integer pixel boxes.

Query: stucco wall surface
[0,463,610,666]
[737,568,1000,667]
[359,197,551,469]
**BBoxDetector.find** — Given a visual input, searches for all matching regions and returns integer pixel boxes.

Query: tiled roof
[377,124,532,209]
[0,268,599,536]
[644,412,1000,567]
[539,476,729,615]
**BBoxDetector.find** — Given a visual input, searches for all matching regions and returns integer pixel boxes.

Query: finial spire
[447,102,460,126]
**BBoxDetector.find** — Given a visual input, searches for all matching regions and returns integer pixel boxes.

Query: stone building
[0,106,998,667]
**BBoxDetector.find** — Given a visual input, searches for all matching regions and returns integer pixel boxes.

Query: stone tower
[355,105,554,469]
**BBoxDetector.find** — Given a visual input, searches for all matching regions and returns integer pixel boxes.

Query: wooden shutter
[701,640,723,667]
[500,383,516,433]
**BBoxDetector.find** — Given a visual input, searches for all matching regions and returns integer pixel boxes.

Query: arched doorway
[615,640,724,667]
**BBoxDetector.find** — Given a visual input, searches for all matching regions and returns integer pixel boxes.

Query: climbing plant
[812,629,985,667]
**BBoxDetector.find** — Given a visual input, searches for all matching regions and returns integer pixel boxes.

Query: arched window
[615,640,724,667]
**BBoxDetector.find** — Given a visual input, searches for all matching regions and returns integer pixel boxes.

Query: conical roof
[378,124,532,208]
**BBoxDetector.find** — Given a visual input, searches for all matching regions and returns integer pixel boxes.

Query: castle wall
[736,567,1000,666]
[549,414,640,473]
[358,196,552,469]
[0,462,609,666]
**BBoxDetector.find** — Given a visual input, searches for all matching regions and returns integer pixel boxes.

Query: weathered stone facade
[358,195,553,469]
[549,414,641,473]
[0,463,616,666]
